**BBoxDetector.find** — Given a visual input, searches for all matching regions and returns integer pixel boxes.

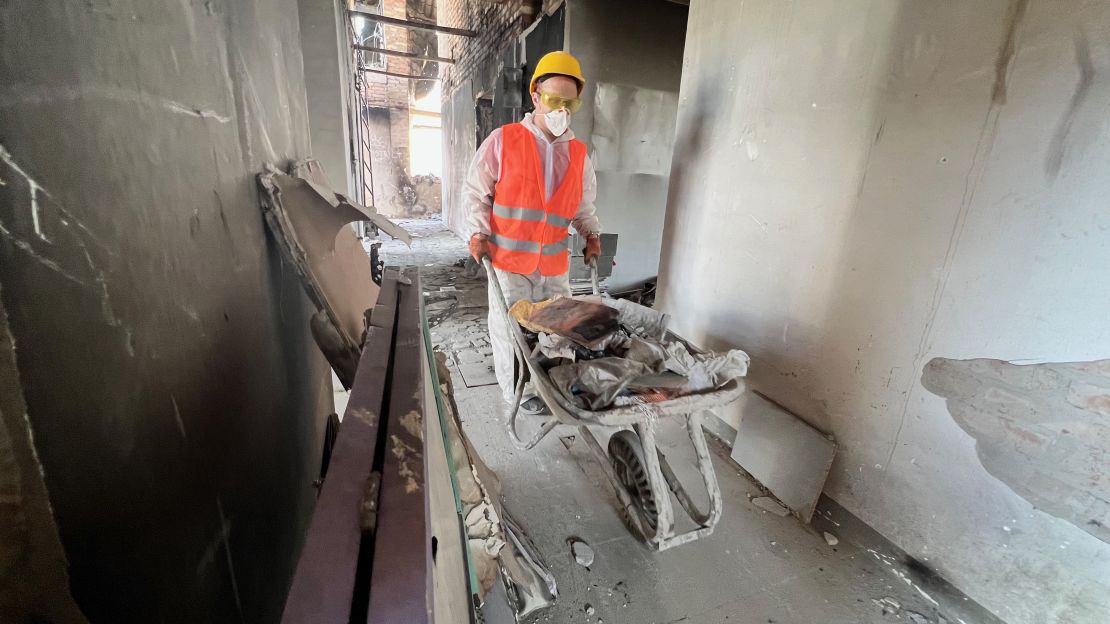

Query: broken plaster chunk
[751,496,791,516]
[570,539,595,567]
[823,531,839,546]
[584,604,595,616]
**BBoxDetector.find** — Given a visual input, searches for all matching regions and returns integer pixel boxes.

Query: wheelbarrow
[482,257,744,551]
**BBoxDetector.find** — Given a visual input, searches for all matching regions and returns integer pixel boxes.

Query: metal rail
[353,43,455,64]
[358,66,441,81]
[347,9,477,37]
[282,268,434,623]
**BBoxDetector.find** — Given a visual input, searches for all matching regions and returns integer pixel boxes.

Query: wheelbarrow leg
[687,411,723,527]
[634,421,674,547]
[656,411,723,528]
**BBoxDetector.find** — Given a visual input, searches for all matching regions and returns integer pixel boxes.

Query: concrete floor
[378,218,1001,624]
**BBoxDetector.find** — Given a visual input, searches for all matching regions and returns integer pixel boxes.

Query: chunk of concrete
[570,539,594,567]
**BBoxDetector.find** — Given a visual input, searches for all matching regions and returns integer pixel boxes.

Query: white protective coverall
[464,113,601,404]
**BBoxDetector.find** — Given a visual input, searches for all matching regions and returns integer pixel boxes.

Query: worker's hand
[584,235,601,265]
[469,233,490,262]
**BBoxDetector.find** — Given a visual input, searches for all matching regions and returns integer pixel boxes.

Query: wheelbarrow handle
[482,255,600,296]
[480,256,510,315]
[588,256,600,296]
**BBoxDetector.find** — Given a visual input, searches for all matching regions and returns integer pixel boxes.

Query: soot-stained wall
[0,1,331,622]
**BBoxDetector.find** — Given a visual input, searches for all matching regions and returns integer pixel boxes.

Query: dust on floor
[378,217,1000,624]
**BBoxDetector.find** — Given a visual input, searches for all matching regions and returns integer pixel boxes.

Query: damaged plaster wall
[442,79,478,238]
[922,357,1110,544]
[657,0,1110,622]
[0,1,331,622]
[566,0,687,291]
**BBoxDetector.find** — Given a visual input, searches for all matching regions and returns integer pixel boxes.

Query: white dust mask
[545,109,570,137]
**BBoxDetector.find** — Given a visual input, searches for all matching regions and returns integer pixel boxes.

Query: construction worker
[464,50,602,414]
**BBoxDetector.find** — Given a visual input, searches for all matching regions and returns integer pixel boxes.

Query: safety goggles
[537,91,582,113]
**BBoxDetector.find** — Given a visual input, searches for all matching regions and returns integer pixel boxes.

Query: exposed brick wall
[362,0,410,105]
[435,0,542,98]
[357,0,450,216]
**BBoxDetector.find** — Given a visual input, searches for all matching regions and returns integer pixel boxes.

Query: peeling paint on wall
[922,357,1110,544]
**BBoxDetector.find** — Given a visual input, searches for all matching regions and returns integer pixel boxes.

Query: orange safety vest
[488,122,586,276]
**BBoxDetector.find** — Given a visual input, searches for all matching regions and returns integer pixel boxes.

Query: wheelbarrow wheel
[608,430,660,536]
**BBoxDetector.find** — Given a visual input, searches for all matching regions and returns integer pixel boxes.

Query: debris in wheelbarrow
[579,294,670,341]
[545,328,749,409]
[549,357,655,410]
[509,297,619,348]
[661,341,750,391]
[507,290,749,410]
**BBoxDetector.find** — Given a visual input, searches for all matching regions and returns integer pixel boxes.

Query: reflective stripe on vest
[492,203,573,228]
[488,123,586,276]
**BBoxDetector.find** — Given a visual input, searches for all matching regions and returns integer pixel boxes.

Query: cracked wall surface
[657,0,1110,622]
[0,1,331,621]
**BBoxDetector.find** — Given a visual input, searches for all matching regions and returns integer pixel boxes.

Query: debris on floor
[433,351,557,618]
[875,596,902,616]
[569,539,595,567]
[824,531,840,546]
[873,596,947,624]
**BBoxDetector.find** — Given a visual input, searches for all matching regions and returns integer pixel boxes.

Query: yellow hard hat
[530,51,585,94]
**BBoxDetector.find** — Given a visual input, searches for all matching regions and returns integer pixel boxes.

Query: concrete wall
[657,1,1110,622]
[567,0,687,290]
[0,2,331,622]
[298,0,354,195]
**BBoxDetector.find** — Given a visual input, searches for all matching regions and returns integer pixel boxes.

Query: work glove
[584,235,602,265]
[469,233,490,262]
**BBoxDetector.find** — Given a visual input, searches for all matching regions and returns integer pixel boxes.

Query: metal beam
[348,10,477,37]
[358,67,439,81]
[280,276,400,624]
[354,44,455,65]
[366,267,431,624]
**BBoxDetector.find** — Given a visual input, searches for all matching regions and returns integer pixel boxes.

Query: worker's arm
[573,154,602,263]
[463,128,503,239]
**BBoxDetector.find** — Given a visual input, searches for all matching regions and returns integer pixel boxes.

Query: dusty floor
[378,218,1001,624]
